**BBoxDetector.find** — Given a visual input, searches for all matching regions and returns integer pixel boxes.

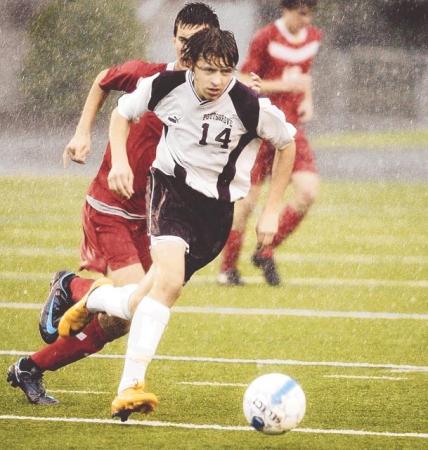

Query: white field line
[323,375,408,381]
[180,377,409,386]
[49,389,109,395]
[1,271,427,288]
[3,245,428,265]
[178,381,247,387]
[192,275,428,289]
[1,301,427,321]
[5,226,428,247]
[1,350,427,373]
[0,415,427,439]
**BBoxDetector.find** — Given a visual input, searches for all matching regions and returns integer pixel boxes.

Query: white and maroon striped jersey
[117,70,295,202]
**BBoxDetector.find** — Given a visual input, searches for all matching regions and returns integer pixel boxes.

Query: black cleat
[217,269,245,286]
[39,270,75,344]
[7,358,59,405]
[251,252,281,286]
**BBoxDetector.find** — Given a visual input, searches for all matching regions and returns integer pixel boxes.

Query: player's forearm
[75,69,109,135]
[239,73,285,94]
[264,141,296,212]
[109,108,131,165]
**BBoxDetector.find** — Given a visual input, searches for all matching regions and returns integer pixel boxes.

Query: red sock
[272,206,304,248]
[258,245,273,259]
[69,276,94,303]
[30,316,109,371]
[220,230,244,272]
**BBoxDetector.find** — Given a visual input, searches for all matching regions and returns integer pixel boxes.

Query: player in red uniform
[7,2,221,405]
[218,0,321,286]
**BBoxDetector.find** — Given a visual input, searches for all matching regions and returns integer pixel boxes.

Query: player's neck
[279,17,307,43]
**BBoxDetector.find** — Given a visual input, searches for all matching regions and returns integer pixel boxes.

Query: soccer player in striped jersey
[58,28,296,421]
[219,0,321,286]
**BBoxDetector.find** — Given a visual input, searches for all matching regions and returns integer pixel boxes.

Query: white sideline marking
[174,306,428,321]
[49,389,109,395]
[1,301,427,321]
[274,253,428,265]
[0,415,427,438]
[1,350,427,373]
[1,271,427,288]
[193,275,428,288]
[179,381,247,387]
[3,245,428,265]
[324,375,408,381]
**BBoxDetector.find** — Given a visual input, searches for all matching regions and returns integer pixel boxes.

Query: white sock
[118,296,170,393]
[86,284,137,320]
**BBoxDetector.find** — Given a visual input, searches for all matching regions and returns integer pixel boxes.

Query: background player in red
[218,0,321,286]
[7,2,221,405]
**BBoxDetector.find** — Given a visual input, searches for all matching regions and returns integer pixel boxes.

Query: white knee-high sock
[118,296,170,393]
[86,284,137,320]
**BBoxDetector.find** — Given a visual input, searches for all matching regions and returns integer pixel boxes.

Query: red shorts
[79,202,152,274]
[251,128,317,185]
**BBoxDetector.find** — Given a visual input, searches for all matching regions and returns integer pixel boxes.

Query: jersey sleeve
[256,98,296,149]
[99,60,166,93]
[117,73,160,121]
[240,28,269,77]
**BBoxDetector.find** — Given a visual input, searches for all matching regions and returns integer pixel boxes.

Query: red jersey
[87,60,173,217]
[241,20,322,125]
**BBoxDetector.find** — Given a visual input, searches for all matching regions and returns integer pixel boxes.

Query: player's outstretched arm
[108,108,134,200]
[256,141,296,247]
[241,69,311,96]
[63,69,109,167]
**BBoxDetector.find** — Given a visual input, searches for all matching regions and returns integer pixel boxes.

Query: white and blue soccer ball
[243,373,306,434]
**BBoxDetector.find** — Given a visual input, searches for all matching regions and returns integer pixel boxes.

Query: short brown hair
[280,0,317,10]
[182,28,239,68]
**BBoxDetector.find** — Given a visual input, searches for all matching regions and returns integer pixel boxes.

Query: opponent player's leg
[272,169,319,249]
[218,183,262,285]
[218,141,272,285]
[253,132,319,286]
[270,130,320,249]
[8,213,148,405]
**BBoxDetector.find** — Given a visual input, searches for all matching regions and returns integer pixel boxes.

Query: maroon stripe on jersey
[228,82,260,134]
[148,71,187,111]
[217,130,258,202]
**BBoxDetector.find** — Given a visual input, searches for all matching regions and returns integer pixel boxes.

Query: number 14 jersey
[118,70,295,202]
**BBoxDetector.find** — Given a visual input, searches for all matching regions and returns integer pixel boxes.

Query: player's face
[283,6,314,34]
[193,57,234,101]
[173,23,208,69]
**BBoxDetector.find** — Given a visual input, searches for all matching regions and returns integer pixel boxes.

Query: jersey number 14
[199,123,232,149]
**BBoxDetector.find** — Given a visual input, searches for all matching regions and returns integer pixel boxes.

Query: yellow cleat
[58,277,112,337]
[111,383,159,422]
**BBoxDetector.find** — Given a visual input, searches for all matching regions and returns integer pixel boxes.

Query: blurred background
[0,0,427,177]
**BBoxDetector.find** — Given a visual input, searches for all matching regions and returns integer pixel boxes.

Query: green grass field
[0,176,427,449]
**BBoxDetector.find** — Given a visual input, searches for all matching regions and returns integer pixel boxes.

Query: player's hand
[298,97,314,123]
[63,133,91,167]
[247,72,262,94]
[281,68,312,93]
[256,210,279,247]
[107,162,134,199]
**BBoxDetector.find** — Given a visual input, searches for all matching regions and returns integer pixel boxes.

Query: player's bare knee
[98,313,130,341]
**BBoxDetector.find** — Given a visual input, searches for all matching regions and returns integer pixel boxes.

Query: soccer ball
[243,373,306,435]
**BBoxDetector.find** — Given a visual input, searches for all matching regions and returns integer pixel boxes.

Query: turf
[0,176,427,449]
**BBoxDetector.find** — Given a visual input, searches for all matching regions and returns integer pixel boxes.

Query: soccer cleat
[58,277,112,337]
[217,269,245,286]
[7,357,59,405]
[39,270,75,344]
[251,252,281,286]
[111,383,159,422]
